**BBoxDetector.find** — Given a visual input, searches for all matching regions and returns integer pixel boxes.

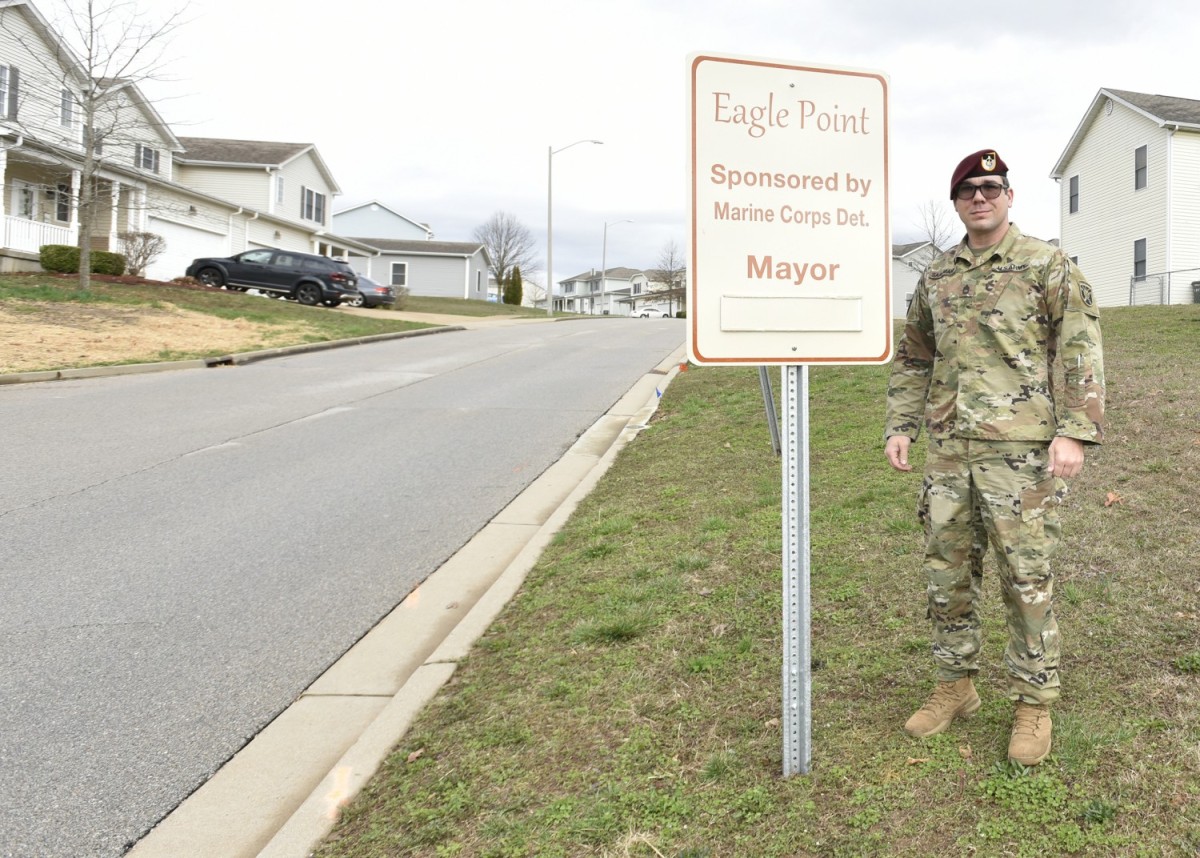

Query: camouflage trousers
[917,437,1067,705]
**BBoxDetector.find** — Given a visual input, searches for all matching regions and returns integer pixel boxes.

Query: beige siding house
[172,137,372,267]
[1052,88,1200,306]
[0,0,183,271]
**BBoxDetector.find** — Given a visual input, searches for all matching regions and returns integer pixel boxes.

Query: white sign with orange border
[687,53,891,365]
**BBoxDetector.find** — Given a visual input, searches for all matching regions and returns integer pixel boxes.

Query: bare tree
[650,239,687,315]
[11,0,187,288]
[914,199,955,262]
[117,230,165,276]
[472,211,540,296]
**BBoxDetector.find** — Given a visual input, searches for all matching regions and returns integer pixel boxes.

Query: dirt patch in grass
[0,300,315,373]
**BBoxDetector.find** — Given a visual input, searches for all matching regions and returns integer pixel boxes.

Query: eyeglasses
[954,181,1008,201]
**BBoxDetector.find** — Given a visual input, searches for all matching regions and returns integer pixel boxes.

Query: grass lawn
[0,274,546,373]
[315,304,1200,857]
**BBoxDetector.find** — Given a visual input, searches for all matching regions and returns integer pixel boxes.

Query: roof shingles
[177,137,311,165]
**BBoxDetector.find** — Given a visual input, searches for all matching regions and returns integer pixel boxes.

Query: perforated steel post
[782,364,812,776]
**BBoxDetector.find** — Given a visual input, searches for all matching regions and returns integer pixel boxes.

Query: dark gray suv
[186,249,359,306]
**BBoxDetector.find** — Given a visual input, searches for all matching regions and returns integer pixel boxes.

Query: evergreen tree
[504,266,524,306]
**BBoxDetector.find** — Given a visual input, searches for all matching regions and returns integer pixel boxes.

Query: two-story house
[0,0,185,271]
[558,267,655,316]
[1051,88,1200,306]
[0,0,373,281]
[170,136,376,278]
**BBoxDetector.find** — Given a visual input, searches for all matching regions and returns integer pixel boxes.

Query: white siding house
[891,241,938,318]
[1051,88,1200,306]
[332,201,433,241]
[349,239,490,301]
[558,267,651,316]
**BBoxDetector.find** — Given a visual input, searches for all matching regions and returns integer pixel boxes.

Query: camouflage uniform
[885,223,1105,705]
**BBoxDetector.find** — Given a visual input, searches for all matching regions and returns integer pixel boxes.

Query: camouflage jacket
[885,224,1105,444]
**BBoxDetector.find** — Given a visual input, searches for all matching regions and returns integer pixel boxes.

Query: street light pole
[547,139,602,316]
[601,218,633,316]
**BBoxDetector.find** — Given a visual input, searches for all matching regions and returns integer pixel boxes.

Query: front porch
[1,143,144,271]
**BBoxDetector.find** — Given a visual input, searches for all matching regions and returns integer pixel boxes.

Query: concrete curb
[258,347,687,858]
[0,325,465,386]
[126,344,688,858]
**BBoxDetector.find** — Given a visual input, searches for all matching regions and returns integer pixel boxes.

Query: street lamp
[600,219,633,316]
[546,139,603,315]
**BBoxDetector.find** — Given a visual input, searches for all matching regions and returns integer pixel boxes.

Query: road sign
[687,53,891,365]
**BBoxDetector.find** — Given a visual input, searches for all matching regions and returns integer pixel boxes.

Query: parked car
[186,249,359,306]
[637,307,671,318]
[346,274,396,308]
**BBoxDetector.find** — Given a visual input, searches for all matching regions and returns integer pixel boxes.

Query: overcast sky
[39,0,1200,287]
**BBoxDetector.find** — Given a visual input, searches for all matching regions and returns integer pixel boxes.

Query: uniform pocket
[979,274,1045,346]
[1017,477,1065,565]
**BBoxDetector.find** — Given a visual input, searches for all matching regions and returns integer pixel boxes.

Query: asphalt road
[0,317,684,858]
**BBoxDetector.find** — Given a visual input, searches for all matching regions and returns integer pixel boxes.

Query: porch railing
[2,216,75,254]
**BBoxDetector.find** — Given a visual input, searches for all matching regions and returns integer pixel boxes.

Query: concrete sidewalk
[126,342,688,858]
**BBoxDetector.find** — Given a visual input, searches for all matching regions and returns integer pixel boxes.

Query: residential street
[0,318,683,858]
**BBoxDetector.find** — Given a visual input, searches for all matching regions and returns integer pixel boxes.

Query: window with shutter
[0,66,17,119]
[301,187,327,224]
[136,144,160,173]
[60,89,75,127]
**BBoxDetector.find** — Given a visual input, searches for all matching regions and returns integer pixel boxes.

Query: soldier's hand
[885,435,913,472]
[1048,436,1085,479]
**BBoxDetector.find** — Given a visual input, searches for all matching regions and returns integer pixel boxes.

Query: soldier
[884,149,1105,766]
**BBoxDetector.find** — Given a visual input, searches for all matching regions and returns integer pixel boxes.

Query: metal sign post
[686,52,890,777]
[781,365,811,775]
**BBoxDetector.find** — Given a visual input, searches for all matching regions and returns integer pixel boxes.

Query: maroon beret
[949,149,1008,199]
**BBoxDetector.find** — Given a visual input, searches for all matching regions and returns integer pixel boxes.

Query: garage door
[145,217,228,282]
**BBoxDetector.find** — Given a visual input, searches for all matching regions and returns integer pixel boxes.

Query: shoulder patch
[1080,282,1094,306]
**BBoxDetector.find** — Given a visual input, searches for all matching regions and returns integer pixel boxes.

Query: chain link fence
[1130,267,1200,305]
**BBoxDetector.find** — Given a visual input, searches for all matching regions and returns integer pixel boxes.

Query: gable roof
[564,266,644,281]
[1104,89,1200,126]
[175,136,341,193]
[892,240,935,259]
[96,77,182,151]
[0,0,89,84]
[354,238,488,259]
[1051,88,1200,178]
[333,200,434,236]
[176,136,311,165]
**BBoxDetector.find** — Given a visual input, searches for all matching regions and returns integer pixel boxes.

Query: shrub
[40,244,78,273]
[393,285,410,310]
[92,251,126,276]
[117,231,165,277]
[38,244,127,275]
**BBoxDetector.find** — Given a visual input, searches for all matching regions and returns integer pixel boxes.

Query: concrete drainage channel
[127,345,687,858]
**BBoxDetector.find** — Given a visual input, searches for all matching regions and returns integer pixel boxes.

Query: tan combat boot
[1009,702,1052,765]
[904,677,981,738]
